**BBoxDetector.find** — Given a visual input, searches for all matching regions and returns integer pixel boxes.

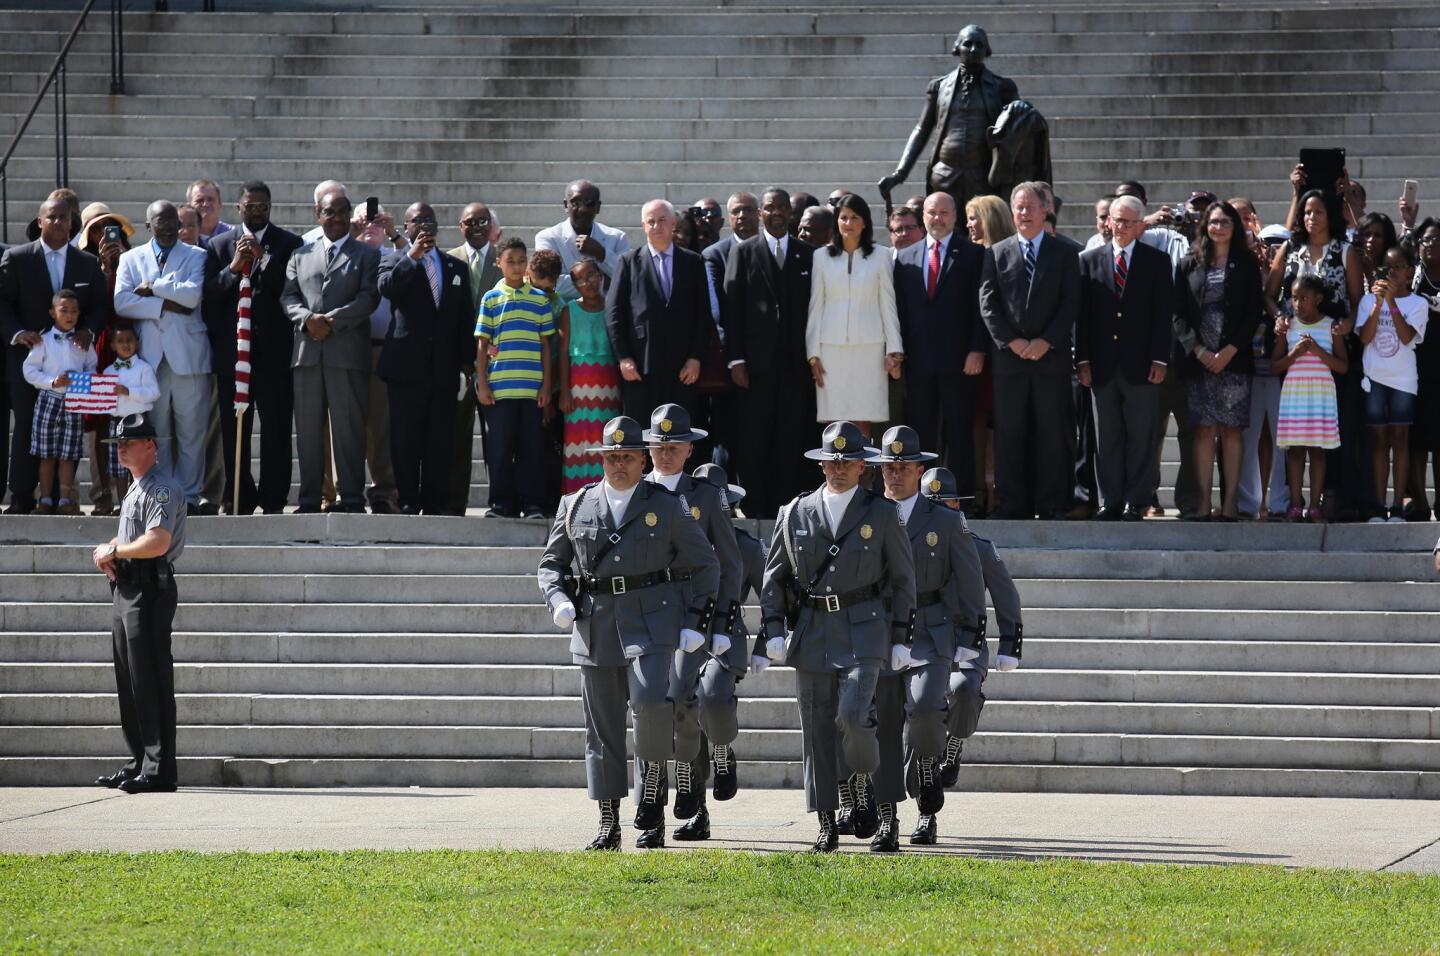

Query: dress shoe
[486,506,518,519]
[519,508,548,520]
[33,502,55,515]
[263,507,286,516]
[914,756,944,815]
[811,811,839,853]
[939,736,963,788]
[584,799,621,851]
[910,813,938,846]
[89,505,116,518]
[712,744,737,801]
[835,777,856,835]
[294,505,322,514]
[4,501,36,515]
[1092,507,1122,522]
[634,760,666,830]
[869,803,900,853]
[1121,506,1144,522]
[193,500,220,516]
[95,768,135,788]
[1145,505,1166,518]
[400,505,421,516]
[1039,511,1072,521]
[673,758,701,820]
[1066,503,1096,521]
[118,774,176,794]
[635,826,665,849]
[55,501,82,516]
[673,805,711,841]
[848,773,878,840]
[369,500,400,515]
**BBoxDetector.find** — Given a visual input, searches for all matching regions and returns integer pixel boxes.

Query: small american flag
[64,372,119,414]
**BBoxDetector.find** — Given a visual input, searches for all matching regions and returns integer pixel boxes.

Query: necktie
[655,251,670,301]
[423,253,442,307]
[773,237,784,268]
[326,243,339,267]
[926,240,940,300]
[1115,249,1128,296]
[1022,239,1036,281]
[46,250,63,292]
[155,246,169,272]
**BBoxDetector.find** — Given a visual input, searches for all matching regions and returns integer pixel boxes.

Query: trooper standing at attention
[761,421,917,852]
[862,427,986,852]
[538,416,720,851]
[673,462,769,842]
[916,465,1024,845]
[634,404,742,849]
[91,412,186,795]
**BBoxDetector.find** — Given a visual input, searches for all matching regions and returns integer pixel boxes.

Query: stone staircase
[2,1,1436,245]
[1,514,1438,797]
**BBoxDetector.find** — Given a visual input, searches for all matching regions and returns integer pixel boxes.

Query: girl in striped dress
[557,259,623,492]
[1274,274,1349,522]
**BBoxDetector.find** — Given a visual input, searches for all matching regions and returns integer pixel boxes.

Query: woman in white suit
[806,193,904,436]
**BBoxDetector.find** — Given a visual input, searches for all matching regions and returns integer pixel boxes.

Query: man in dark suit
[0,199,108,513]
[605,199,710,420]
[978,182,1080,519]
[894,192,988,495]
[721,187,815,519]
[203,180,303,515]
[702,192,758,320]
[1076,195,1174,520]
[378,202,475,515]
[446,200,501,517]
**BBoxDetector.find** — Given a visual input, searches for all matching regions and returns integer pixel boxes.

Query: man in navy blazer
[1075,195,1174,520]
[0,199,108,512]
[605,199,710,420]
[377,202,475,515]
[203,180,304,515]
[978,182,1081,519]
[894,192,988,496]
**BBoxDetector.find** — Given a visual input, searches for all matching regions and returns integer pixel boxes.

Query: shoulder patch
[154,487,170,505]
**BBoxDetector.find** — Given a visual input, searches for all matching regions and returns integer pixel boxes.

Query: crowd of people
[2,166,1436,523]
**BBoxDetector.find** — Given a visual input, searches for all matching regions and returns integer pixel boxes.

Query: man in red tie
[891,192,988,495]
[1075,194,1175,520]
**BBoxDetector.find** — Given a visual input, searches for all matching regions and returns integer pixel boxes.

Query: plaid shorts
[108,417,125,477]
[30,388,84,461]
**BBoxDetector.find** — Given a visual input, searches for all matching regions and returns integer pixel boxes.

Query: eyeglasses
[566,197,600,209]
[1421,236,1440,246]
[239,202,271,212]
[1109,218,1141,227]
[461,217,490,227]
[890,224,920,234]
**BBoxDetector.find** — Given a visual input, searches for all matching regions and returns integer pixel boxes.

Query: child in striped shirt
[474,237,555,518]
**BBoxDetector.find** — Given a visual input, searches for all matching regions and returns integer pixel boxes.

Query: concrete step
[3,754,1436,798]
[6,661,1440,706]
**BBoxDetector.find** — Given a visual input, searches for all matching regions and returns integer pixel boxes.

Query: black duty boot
[712,743,738,801]
[910,812,938,846]
[585,799,621,851]
[674,757,701,820]
[849,773,879,840]
[674,801,711,841]
[635,760,666,831]
[915,756,944,815]
[835,777,856,835]
[635,825,666,849]
[939,736,964,788]
[870,803,900,853]
[811,810,839,853]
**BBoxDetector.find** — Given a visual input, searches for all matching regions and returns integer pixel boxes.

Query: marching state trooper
[537,416,721,851]
[91,412,186,795]
[635,404,743,849]
[856,426,986,852]
[760,420,917,853]
[917,465,1024,845]
[672,462,768,842]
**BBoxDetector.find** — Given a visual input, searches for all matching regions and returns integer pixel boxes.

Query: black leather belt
[585,567,692,596]
[114,557,174,589]
[916,589,944,607]
[802,582,882,613]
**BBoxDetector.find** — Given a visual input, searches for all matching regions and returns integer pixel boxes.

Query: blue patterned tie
[326,243,339,268]
[1023,239,1036,281]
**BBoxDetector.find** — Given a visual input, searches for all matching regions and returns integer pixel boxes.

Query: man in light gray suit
[113,201,210,511]
[538,417,721,851]
[761,421,917,853]
[281,191,380,514]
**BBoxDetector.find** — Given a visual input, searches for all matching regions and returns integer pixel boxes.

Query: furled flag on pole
[235,258,253,411]
[64,372,119,414]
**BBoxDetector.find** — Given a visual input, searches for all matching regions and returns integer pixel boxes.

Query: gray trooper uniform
[951,528,1023,739]
[537,474,721,804]
[108,437,187,788]
[761,425,917,829]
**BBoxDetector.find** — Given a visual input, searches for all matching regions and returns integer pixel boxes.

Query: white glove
[749,655,771,675]
[711,633,732,657]
[954,645,980,664]
[996,654,1020,672]
[457,371,468,400]
[552,602,576,629]
[889,643,913,672]
[679,628,706,654]
[765,636,787,662]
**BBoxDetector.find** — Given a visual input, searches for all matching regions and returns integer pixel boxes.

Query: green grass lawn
[3,850,1438,954]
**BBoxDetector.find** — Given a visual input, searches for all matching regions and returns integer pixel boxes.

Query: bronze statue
[878,25,1025,209]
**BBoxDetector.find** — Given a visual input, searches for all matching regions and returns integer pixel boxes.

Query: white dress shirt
[894,492,919,526]
[820,484,859,535]
[103,354,161,417]
[647,471,682,492]
[603,480,640,526]
[22,325,98,395]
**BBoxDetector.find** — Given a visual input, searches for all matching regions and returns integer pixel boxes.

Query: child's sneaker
[55,501,82,516]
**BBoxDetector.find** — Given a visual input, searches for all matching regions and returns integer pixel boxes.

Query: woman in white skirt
[806,193,904,436]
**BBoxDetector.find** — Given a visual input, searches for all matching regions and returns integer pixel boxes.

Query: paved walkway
[2,788,1437,872]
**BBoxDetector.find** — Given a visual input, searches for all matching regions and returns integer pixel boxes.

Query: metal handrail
[1,0,110,244]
